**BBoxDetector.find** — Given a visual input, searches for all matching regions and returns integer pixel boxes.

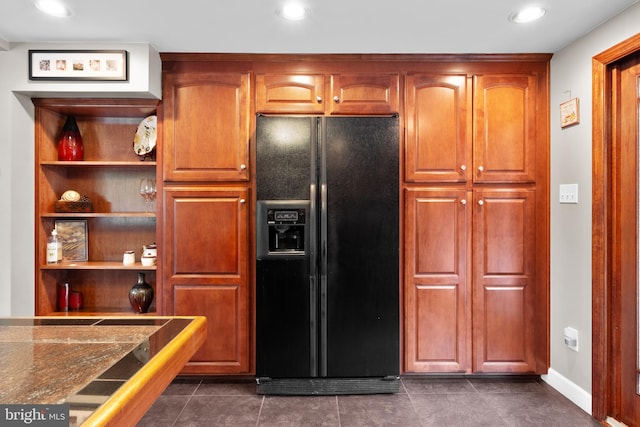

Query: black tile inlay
[97,318,169,326]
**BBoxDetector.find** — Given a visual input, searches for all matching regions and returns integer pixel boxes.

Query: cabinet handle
[460,199,467,205]
[239,199,246,204]
[478,165,484,172]
[240,164,247,170]
[478,199,484,206]
[333,96,340,103]
[317,96,323,103]
[460,164,466,172]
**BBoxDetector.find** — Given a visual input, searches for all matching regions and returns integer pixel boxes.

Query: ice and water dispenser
[256,200,310,260]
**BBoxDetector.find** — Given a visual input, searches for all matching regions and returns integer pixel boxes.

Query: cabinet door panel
[405,75,470,182]
[404,188,469,372]
[163,187,249,374]
[174,285,249,373]
[164,187,248,276]
[472,189,536,373]
[163,72,250,181]
[473,74,536,183]
[172,196,239,274]
[256,74,325,113]
[329,74,399,115]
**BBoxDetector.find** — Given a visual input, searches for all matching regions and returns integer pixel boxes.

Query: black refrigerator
[255,115,399,395]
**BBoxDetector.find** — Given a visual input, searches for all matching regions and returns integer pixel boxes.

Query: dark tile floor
[137,376,601,426]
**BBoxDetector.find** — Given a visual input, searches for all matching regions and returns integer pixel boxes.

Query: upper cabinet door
[163,72,250,182]
[256,74,325,114]
[329,73,400,115]
[473,74,537,183]
[405,74,470,182]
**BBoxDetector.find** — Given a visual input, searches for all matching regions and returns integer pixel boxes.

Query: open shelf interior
[34,98,160,316]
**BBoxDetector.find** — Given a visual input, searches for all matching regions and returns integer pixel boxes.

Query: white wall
[0,52,11,316]
[547,0,640,408]
[0,43,160,316]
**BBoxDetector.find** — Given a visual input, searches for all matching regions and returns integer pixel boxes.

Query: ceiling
[0,0,638,54]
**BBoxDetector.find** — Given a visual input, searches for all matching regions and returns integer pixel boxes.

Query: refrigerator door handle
[319,134,329,376]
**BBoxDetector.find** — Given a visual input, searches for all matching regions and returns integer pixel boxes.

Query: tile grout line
[334,395,341,427]
[400,378,426,427]
[170,379,203,427]
[255,394,265,426]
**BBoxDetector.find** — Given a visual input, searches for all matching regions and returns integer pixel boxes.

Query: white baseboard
[541,368,592,415]
[605,416,630,427]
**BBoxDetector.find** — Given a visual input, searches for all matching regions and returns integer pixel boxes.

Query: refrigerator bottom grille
[255,376,400,395]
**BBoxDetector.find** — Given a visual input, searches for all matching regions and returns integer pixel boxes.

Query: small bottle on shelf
[46,227,62,264]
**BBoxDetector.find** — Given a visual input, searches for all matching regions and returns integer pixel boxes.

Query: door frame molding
[592,32,640,421]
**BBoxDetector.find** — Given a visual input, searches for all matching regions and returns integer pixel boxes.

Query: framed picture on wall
[28,50,128,81]
[560,98,580,128]
[55,220,88,262]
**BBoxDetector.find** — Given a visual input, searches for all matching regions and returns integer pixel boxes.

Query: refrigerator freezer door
[321,117,400,377]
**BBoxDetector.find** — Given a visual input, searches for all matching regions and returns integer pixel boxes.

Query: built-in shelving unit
[34,98,160,315]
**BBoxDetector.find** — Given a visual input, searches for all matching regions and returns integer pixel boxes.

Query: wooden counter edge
[81,316,207,427]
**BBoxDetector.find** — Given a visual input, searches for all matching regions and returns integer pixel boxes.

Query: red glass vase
[58,116,84,161]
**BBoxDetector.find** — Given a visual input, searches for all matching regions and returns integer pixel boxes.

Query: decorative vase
[58,116,84,161]
[129,272,154,314]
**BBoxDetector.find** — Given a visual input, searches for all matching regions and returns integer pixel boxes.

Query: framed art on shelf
[55,220,88,262]
[28,50,128,81]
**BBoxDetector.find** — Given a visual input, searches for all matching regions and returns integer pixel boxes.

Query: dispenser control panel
[257,200,310,259]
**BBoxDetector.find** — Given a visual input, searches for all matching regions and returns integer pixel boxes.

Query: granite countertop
[0,316,206,426]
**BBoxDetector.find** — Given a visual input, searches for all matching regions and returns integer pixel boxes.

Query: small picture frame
[55,220,88,262]
[560,98,580,128]
[28,50,128,81]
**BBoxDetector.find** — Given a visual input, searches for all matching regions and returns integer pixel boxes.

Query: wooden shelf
[41,261,157,270]
[44,309,158,316]
[41,212,155,218]
[41,161,156,167]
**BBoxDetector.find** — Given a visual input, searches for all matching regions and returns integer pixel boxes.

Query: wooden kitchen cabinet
[162,186,250,374]
[473,74,537,183]
[256,73,325,114]
[158,53,549,377]
[404,188,470,372]
[405,74,470,182]
[404,187,539,374]
[33,98,160,315]
[472,189,537,373]
[256,72,399,115]
[405,72,537,183]
[403,67,548,374]
[162,71,250,182]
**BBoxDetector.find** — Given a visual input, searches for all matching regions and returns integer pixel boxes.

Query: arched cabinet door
[162,71,250,182]
[473,74,537,184]
[405,74,470,183]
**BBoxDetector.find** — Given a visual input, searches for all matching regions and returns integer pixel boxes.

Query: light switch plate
[559,184,578,204]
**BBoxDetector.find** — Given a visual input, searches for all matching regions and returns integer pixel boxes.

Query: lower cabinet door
[164,186,250,374]
[404,188,470,372]
[173,285,249,374]
[472,188,537,373]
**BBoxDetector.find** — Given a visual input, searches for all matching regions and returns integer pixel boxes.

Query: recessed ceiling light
[35,0,72,17]
[509,6,546,23]
[280,3,306,21]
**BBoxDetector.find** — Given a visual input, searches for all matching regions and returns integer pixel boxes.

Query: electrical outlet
[564,326,579,352]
